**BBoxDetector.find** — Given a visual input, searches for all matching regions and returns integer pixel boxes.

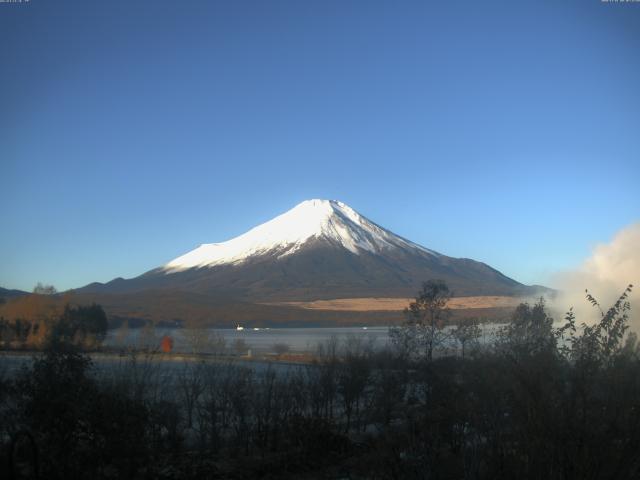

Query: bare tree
[338,339,372,432]
[182,328,226,355]
[177,362,205,429]
[272,342,290,357]
[114,320,130,350]
[138,322,158,352]
[33,283,57,295]
[453,318,482,359]
[233,338,249,356]
[391,280,452,361]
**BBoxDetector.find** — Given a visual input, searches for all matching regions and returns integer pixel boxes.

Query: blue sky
[1,0,639,292]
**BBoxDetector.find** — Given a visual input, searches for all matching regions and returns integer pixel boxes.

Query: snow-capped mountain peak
[162,199,438,272]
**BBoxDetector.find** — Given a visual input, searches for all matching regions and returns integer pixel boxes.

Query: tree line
[0,303,108,350]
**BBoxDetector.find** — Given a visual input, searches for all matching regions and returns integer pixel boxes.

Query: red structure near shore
[160,335,173,353]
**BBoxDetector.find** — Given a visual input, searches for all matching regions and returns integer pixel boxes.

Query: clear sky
[1,0,639,292]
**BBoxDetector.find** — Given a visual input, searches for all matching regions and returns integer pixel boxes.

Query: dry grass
[265,295,525,312]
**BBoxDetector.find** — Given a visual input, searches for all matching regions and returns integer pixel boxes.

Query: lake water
[104,325,504,355]
[0,325,505,380]
[105,326,393,354]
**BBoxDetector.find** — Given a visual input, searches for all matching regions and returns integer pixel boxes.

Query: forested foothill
[0,282,638,479]
[0,302,108,351]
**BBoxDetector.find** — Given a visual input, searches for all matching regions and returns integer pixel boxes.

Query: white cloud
[550,223,639,328]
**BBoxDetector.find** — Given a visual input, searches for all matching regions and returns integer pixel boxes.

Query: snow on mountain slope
[163,199,439,272]
[76,198,541,303]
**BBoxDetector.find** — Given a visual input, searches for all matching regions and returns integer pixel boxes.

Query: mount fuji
[78,199,538,305]
[163,199,440,272]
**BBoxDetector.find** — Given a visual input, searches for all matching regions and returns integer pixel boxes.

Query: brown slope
[78,238,537,302]
[0,290,516,328]
[71,290,516,327]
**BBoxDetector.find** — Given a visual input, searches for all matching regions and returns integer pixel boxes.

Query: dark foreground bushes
[3,340,150,479]
[1,287,639,479]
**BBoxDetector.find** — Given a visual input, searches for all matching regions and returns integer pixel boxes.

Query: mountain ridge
[77,199,542,302]
[0,286,29,300]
